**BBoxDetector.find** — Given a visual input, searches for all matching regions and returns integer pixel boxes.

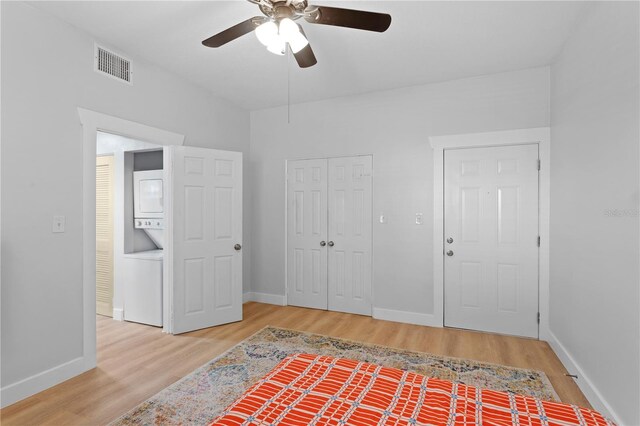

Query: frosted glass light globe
[255,21,278,47]
[279,18,308,53]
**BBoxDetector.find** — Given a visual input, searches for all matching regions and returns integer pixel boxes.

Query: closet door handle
[234,244,242,251]
[328,241,334,247]
[320,241,326,247]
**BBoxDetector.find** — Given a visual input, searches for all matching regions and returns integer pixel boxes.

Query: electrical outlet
[415,213,424,225]
[52,216,66,233]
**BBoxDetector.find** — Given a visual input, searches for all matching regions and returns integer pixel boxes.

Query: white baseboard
[243,292,287,306]
[372,307,442,328]
[0,356,87,408]
[546,331,621,424]
[112,308,124,321]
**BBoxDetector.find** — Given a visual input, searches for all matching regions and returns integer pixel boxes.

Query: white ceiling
[30,1,586,110]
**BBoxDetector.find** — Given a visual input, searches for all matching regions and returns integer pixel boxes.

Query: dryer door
[134,170,164,218]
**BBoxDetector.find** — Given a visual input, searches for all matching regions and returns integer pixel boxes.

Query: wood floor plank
[0,303,590,425]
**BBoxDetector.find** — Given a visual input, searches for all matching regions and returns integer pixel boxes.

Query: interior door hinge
[537,236,541,247]
[537,159,541,171]
[537,312,540,324]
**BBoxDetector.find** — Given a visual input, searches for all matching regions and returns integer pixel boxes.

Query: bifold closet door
[287,156,372,315]
[327,156,372,316]
[287,159,328,310]
[96,155,114,317]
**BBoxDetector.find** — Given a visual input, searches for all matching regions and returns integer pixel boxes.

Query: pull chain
[287,46,291,124]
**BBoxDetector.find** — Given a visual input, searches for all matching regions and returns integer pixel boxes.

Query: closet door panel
[328,156,372,315]
[287,159,328,309]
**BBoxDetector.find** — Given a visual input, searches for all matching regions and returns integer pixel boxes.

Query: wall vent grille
[94,45,132,84]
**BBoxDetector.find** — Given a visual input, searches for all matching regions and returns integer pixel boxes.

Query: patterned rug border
[109,327,272,425]
[263,325,555,381]
[110,324,558,424]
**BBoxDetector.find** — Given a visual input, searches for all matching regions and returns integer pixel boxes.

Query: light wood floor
[1,302,589,425]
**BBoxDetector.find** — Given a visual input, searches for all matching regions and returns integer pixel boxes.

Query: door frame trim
[429,127,550,340]
[78,108,184,369]
[284,154,374,312]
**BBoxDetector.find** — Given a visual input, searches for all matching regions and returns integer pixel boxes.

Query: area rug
[109,326,558,426]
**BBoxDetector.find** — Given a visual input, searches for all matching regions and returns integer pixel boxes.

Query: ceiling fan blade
[292,28,317,68]
[304,6,391,32]
[202,17,268,48]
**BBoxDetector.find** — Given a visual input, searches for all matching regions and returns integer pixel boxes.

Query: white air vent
[94,44,132,84]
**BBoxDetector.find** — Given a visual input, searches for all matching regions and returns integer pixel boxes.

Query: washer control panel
[135,219,164,229]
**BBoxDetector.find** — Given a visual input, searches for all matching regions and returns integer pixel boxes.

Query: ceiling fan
[202,0,391,68]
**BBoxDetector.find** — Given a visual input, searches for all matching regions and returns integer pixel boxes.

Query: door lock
[446,237,454,244]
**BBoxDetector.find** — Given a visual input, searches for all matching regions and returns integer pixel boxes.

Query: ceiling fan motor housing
[259,0,308,21]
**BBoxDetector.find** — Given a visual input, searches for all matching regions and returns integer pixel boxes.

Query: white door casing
[287,159,328,310]
[327,156,373,316]
[169,146,243,334]
[444,144,539,338]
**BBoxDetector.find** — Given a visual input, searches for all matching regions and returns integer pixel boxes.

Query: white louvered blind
[96,156,114,317]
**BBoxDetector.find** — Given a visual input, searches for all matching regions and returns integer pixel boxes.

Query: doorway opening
[79,108,185,372]
[96,131,164,327]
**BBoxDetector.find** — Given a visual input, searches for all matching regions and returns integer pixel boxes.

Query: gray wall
[550,2,639,424]
[1,1,250,391]
[249,67,550,315]
[133,150,163,171]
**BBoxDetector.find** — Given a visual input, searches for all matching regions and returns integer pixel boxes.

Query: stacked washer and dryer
[122,169,164,327]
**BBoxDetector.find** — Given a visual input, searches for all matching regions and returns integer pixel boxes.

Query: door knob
[320,241,326,247]
[328,241,334,247]
[446,250,454,257]
[234,244,242,251]
[446,237,454,244]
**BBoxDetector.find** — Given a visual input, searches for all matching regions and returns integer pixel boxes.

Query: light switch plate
[415,213,424,225]
[53,216,66,233]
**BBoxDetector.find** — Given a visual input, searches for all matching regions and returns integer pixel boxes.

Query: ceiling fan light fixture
[266,36,286,55]
[278,18,299,40]
[288,32,309,54]
[255,21,278,47]
[279,18,308,54]
[203,0,391,67]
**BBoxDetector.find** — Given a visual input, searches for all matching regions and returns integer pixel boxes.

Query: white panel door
[170,146,242,334]
[287,159,328,310]
[444,144,539,338]
[328,156,372,316]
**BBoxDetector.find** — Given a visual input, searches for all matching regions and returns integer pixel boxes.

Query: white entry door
[328,156,373,315]
[287,159,328,310]
[287,156,372,315]
[444,144,539,338]
[168,146,243,334]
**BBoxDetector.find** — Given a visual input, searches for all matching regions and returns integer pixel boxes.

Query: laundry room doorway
[81,109,245,374]
[96,131,165,327]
